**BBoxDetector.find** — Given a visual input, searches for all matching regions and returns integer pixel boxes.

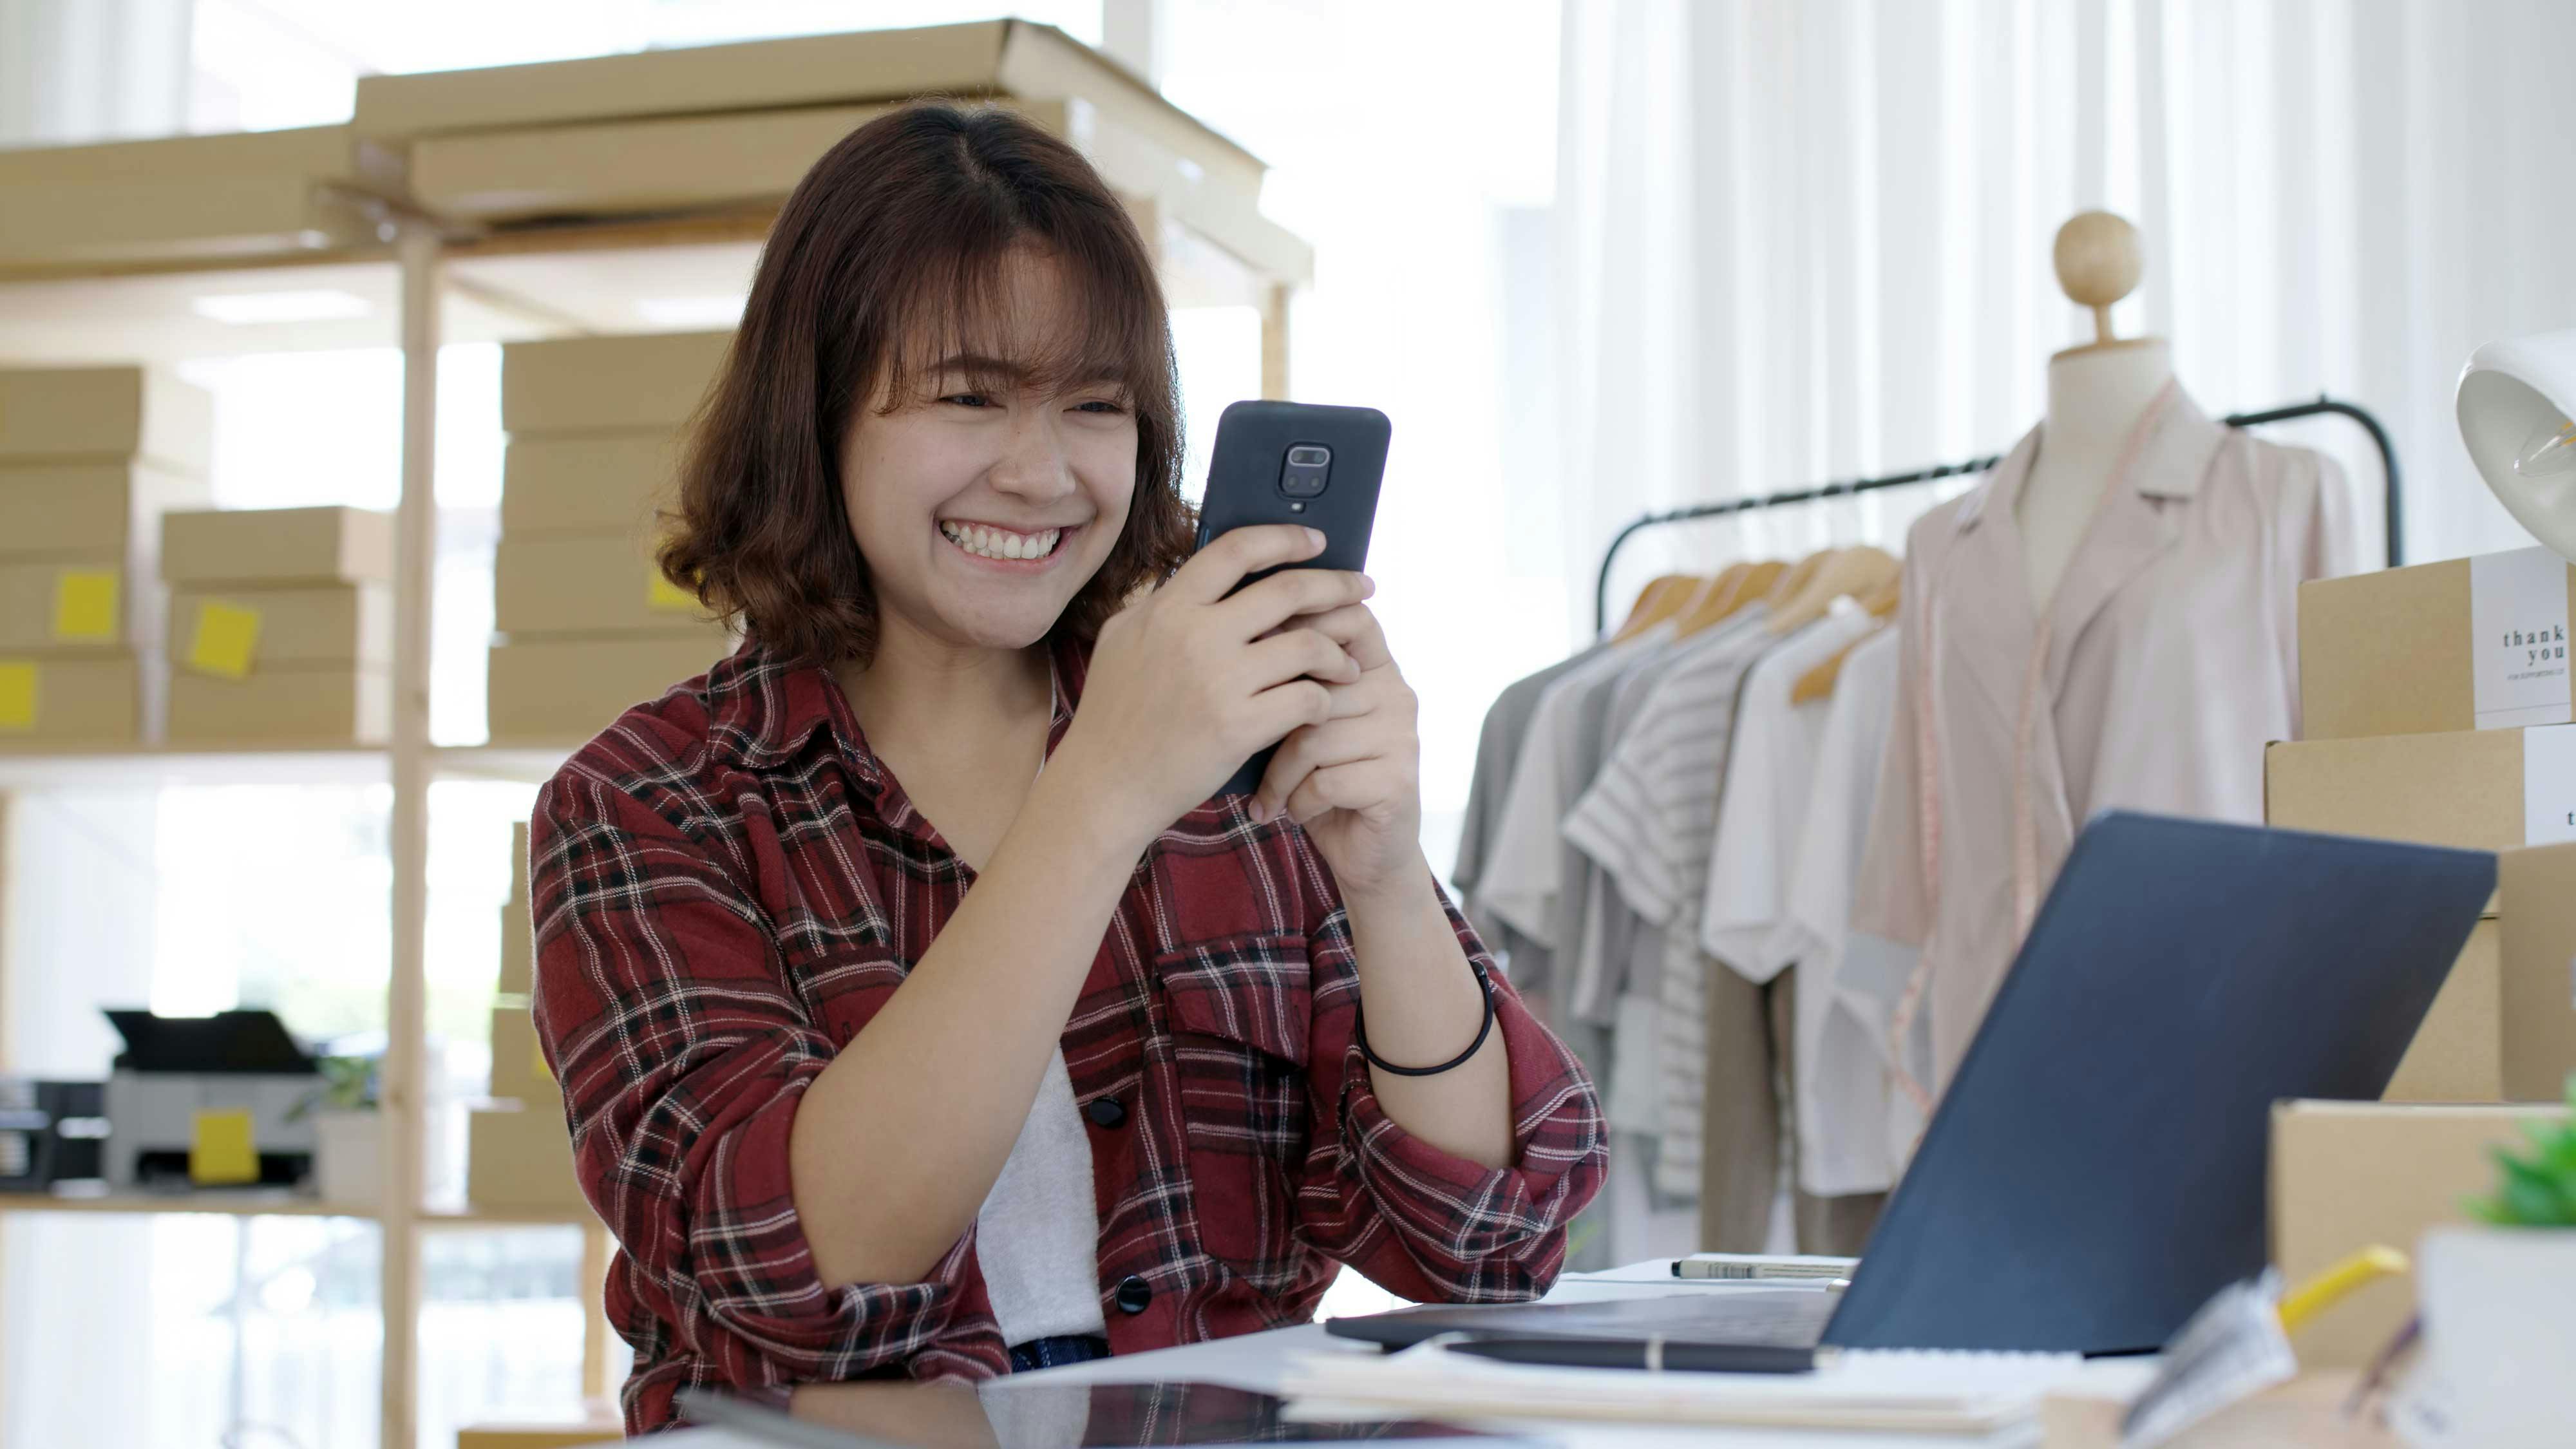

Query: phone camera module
[1280,443,1331,498]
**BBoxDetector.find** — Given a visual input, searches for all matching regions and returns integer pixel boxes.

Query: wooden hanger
[1612,573,1701,642]
[1676,559,1784,637]
[1767,545,1900,635]
[1790,569,1905,705]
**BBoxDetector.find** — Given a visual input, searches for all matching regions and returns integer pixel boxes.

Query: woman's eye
[942,393,992,408]
[1073,399,1126,415]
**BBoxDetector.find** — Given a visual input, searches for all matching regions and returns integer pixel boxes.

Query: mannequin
[2018,211,2176,605]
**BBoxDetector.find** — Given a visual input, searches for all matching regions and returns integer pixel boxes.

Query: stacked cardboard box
[160,506,396,744]
[2269,546,2576,1103]
[2271,1099,2570,1368]
[0,367,215,744]
[488,332,738,744]
[469,822,586,1214]
[0,124,404,267]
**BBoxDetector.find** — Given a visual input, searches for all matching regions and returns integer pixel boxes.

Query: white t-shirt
[1765,625,1901,1196]
[974,1047,1106,1344]
[1475,629,1672,949]
[1698,603,1879,977]
[1557,609,1777,1198]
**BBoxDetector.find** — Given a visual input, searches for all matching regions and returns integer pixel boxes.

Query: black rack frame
[1592,395,2401,635]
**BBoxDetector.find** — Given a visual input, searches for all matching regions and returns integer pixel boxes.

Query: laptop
[1329,811,2496,1359]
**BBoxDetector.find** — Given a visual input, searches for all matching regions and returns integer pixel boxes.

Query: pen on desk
[1671,1258,1855,1283]
[1443,1337,1816,1375]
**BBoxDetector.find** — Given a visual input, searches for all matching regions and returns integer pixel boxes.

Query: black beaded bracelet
[1356,958,1497,1077]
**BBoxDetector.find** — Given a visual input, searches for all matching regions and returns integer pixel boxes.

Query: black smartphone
[1192,399,1392,797]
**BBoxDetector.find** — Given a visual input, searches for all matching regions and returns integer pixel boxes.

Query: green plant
[287,1055,381,1122]
[2467,1075,2576,1228]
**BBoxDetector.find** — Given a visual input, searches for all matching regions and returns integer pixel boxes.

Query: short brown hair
[658,102,1192,667]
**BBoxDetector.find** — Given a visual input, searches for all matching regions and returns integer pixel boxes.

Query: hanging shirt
[1698,603,1881,977]
[1560,610,1769,1021]
[1454,645,1613,984]
[1849,386,2354,1111]
[1558,608,1778,1200]
[1766,625,1902,1198]
[1475,628,1674,960]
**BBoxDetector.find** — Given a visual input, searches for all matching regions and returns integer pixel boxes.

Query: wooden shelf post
[381,216,442,1449]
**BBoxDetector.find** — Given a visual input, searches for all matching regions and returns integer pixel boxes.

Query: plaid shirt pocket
[1158,935,1312,1287]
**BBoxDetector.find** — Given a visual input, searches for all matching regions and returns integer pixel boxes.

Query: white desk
[641,1263,2066,1449]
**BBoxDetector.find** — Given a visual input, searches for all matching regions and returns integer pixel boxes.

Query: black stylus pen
[1444,1337,1816,1375]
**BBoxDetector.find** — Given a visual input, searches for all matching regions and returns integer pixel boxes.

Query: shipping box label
[2472,547,2573,730]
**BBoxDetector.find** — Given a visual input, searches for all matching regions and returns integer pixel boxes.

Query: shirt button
[1084,1096,1127,1129]
[1114,1274,1153,1315]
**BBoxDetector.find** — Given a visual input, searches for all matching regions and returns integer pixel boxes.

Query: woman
[529,103,1605,1433]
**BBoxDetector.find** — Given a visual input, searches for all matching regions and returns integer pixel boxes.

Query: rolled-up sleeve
[529,770,952,1425]
[1291,853,1607,1302]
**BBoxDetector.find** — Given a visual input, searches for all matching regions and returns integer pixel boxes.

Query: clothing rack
[1592,395,2402,635]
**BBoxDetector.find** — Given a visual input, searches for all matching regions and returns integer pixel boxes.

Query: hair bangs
[873,211,1166,414]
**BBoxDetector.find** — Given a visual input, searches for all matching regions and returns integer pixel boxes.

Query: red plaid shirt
[529,635,1607,1434]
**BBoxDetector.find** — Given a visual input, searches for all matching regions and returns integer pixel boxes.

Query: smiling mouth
[939,520,1069,562]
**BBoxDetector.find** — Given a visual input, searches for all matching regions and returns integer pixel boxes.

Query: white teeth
[941,522,1061,562]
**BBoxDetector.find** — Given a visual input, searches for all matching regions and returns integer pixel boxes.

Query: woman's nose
[985,407,1077,501]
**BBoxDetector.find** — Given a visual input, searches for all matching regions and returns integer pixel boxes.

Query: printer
[0,1079,106,1189]
[103,1008,320,1189]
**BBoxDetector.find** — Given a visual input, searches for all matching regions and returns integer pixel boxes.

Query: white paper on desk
[1283,1340,2089,1436]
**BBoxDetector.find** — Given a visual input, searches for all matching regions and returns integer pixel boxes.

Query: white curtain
[1559,0,2576,632]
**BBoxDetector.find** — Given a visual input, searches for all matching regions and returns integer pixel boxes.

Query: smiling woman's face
[839,247,1142,652]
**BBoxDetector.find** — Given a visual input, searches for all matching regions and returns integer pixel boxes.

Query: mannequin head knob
[2054,211,2144,310]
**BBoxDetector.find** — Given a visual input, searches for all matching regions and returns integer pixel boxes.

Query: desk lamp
[2458,328,2576,559]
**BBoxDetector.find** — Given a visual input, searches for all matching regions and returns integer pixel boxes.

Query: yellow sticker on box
[189,1107,260,1185]
[647,567,697,612]
[188,601,262,679]
[0,661,34,730]
[52,569,119,641]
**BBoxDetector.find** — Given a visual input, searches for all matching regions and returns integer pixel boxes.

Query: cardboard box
[167,668,390,744]
[502,430,681,536]
[488,1007,552,1101]
[413,103,892,222]
[2388,920,2503,1102]
[486,631,734,743]
[0,171,379,268]
[0,561,158,653]
[0,458,211,560]
[2271,1100,2569,1368]
[161,506,396,587]
[466,1102,587,1213]
[455,1406,625,1449]
[495,533,712,636]
[500,889,533,1000]
[167,584,392,669]
[2262,728,2557,858]
[0,368,213,472]
[0,654,138,744]
[509,819,530,912]
[2501,842,2576,1102]
[501,332,732,435]
[2300,549,2575,741]
[2264,726,2576,1100]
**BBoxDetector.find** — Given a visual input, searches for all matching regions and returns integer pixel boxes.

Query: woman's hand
[1053,524,1372,849]
[1249,601,1425,902]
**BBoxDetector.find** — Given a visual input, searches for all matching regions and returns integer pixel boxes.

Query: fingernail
[1304,527,1327,549]
[1247,797,1270,822]
[1358,574,1376,595]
